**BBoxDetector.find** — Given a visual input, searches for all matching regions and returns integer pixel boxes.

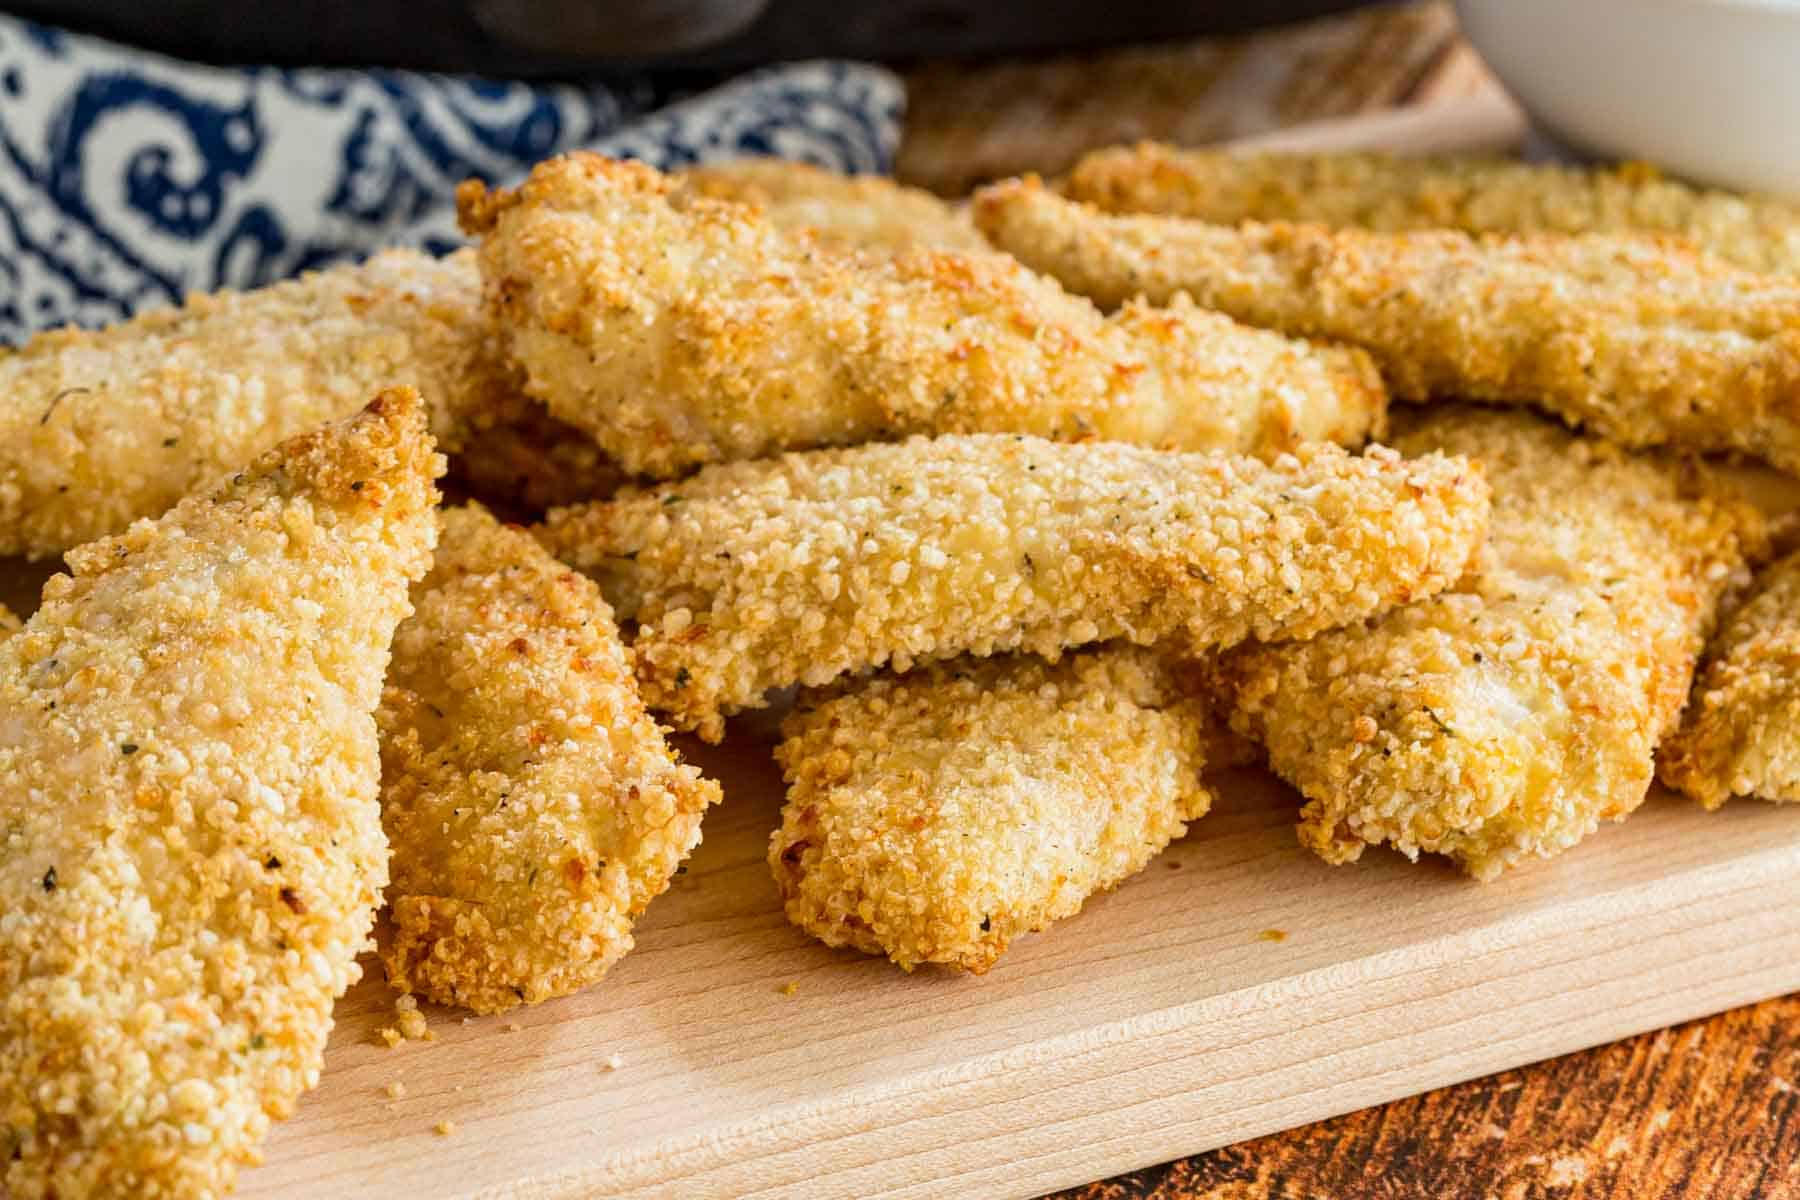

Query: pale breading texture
[379,504,719,1015]
[772,646,1210,973]
[972,178,1800,475]
[458,154,1386,479]
[0,248,607,558]
[1222,407,1767,880]
[1064,144,1800,277]
[1660,548,1800,807]
[679,157,990,255]
[537,432,1489,741]
[0,391,441,1198]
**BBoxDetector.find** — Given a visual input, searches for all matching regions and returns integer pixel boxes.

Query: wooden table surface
[899,5,1800,1196]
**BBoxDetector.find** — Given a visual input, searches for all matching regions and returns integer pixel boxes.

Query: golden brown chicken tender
[379,504,719,1014]
[0,390,441,1199]
[1222,407,1767,879]
[1660,549,1800,807]
[0,249,604,558]
[680,157,990,254]
[538,432,1489,741]
[772,647,1210,973]
[458,154,1386,479]
[0,601,17,640]
[1064,144,1800,277]
[973,177,1800,475]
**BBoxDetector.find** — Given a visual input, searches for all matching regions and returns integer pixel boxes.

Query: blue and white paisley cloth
[0,15,902,343]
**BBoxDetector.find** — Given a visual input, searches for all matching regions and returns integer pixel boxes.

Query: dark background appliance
[5,1,1367,75]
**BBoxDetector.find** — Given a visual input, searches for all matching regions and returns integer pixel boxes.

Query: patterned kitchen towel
[0,16,902,342]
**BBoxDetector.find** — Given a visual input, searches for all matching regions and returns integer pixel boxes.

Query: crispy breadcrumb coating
[679,157,990,254]
[0,390,441,1198]
[0,249,603,558]
[378,504,719,1014]
[1222,407,1766,879]
[1660,549,1800,807]
[1064,144,1800,277]
[538,432,1488,741]
[0,602,16,640]
[973,178,1800,474]
[458,154,1385,479]
[772,647,1211,973]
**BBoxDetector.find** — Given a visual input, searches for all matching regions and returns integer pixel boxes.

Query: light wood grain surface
[221,748,1799,1200]
[1060,994,1800,1200]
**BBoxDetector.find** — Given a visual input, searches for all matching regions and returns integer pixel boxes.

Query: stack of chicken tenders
[4,141,1799,1196]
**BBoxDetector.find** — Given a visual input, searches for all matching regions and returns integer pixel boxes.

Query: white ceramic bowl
[1455,0,1800,196]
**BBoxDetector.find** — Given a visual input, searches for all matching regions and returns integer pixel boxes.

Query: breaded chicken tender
[538,432,1489,741]
[1222,408,1766,879]
[1064,144,1800,277]
[379,504,719,1014]
[458,154,1386,479]
[1660,549,1800,807]
[772,647,1210,973]
[0,391,441,1198]
[0,602,17,640]
[679,157,990,254]
[0,249,603,558]
[973,178,1800,474]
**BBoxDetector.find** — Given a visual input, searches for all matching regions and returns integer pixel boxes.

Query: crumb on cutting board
[385,1081,407,1100]
[779,981,800,997]
[434,1120,458,1137]
[604,1053,623,1071]
[1258,928,1288,943]
[395,993,433,1041]
[379,994,434,1046]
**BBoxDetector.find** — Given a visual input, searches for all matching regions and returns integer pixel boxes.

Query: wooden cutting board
[10,93,1800,1199]
[226,747,1800,1200]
